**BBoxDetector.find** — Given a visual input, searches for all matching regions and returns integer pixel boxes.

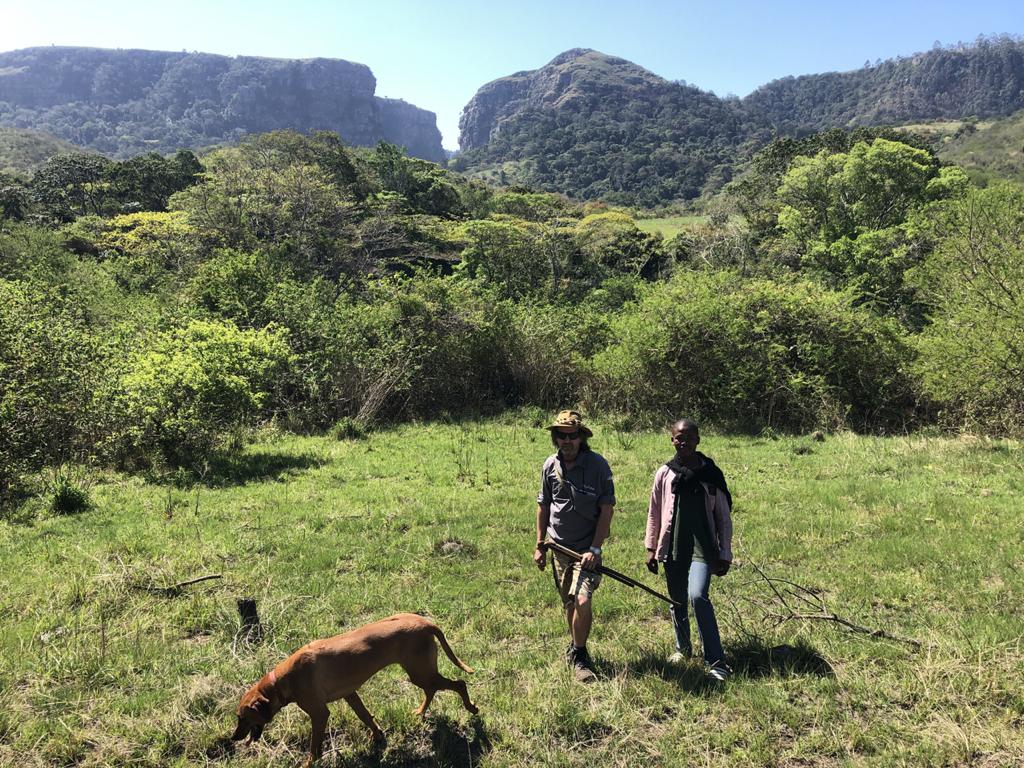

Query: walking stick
[541,540,684,609]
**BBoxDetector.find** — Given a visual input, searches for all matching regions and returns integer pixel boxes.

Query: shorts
[550,547,602,608]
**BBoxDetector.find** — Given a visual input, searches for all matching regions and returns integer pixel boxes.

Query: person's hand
[579,551,600,571]
[716,559,731,577]
[646,552,659,574]
[534,545,546,570]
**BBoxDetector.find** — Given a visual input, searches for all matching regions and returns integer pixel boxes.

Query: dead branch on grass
[138,573,223,597]
[726,560,921,649]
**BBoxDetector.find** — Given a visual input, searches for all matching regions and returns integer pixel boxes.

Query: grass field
[635,215,708,238]
[1,420,1022,767]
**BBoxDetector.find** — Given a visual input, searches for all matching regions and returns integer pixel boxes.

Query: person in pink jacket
[645,418,734,681]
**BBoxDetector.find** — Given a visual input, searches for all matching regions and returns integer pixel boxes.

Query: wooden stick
[541,540,684,609]
[139,573,223,596]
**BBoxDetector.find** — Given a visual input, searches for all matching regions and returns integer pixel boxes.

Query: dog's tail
[430,625,474,673]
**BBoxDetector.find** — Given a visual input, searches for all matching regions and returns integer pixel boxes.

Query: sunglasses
[554,431,581,441]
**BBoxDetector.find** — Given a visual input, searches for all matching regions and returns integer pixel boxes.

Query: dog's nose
[229,719,250,741]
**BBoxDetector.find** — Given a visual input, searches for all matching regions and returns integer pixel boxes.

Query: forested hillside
[915,110,1024,185]
[3,129,1021,509]
[0,127,78,175]
[746,35,1024,134]
[456,36,1024,204]
[0,46,445,161]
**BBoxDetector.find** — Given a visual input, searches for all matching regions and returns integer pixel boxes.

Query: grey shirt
[537,448,616,552]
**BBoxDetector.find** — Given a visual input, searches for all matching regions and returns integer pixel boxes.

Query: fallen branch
[727,560,921,649]
[139,573,223,597]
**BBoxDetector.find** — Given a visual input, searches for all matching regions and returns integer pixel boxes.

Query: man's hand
[579,551,601,571]
[534,545,546,571]
[715,559,731,577]
[646,551,659,574]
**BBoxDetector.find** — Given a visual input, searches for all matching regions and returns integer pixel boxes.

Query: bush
[587,271,917,432]
[330,417,367,441]
[109,319,292,468]
[911,183,1024,435]
[0,280,108,504]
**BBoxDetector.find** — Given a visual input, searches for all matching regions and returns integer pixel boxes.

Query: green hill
[0,127,78,176]
[926,111,1024,185]
[453,49,764,207]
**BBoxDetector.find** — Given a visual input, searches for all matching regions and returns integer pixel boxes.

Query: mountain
[0,46,445,162]
[744,35,1024,134]
[456,37,1024,204]
[454,49,762,206]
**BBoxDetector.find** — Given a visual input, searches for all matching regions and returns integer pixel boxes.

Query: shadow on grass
[620,651,719,694]
[623,636,833,692]
[728,637,836,679]
[206,715,491,767]
[331,715,491,768]
[162,449,327,488]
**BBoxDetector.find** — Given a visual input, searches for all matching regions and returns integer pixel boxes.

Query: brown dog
[230,613,478,765]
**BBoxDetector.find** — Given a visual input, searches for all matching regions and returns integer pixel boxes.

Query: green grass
[1,422,1022,766]
[635,215,708,238]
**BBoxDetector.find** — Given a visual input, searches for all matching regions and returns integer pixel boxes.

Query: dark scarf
[665,452,732,508]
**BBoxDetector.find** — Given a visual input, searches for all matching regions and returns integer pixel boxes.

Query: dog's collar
[268,669,277,685]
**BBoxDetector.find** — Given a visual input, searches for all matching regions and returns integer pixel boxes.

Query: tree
[775,138,967,325]
[573,211,662,278]
[455,218,549,298]
[30,152,113,221]
[911,183,1024,434]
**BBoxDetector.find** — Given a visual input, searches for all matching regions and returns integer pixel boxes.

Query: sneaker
[707,660,732,683]
[571,647,598,683]
[667,650,688,665]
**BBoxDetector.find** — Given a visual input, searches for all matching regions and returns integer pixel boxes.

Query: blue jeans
[664,558,724,665]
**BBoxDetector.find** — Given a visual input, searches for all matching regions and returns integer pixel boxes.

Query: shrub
[0,280,108,504]
[587,271,917,432]
[910,183,1024,435]
[110,319,292,468]
[329,417,367,441]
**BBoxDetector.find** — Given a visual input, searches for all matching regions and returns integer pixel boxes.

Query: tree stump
[236,598,263,645]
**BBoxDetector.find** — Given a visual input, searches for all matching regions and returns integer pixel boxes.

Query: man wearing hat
[534,410,616,682]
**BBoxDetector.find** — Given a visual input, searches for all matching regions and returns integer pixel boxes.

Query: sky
[1,1,1021,150]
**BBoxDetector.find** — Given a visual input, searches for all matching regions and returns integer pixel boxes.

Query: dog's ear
[252,697,273,721]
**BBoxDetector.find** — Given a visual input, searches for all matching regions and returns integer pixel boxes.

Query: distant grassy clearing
[635,215,707,238]
[1,422,1021,767]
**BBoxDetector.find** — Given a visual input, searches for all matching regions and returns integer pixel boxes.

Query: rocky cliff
[0,46,444,162]
[455,49,757,204]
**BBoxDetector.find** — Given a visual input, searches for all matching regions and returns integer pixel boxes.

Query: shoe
[570,647,598,683]
[667,650,688,665]
[707,660,732,682]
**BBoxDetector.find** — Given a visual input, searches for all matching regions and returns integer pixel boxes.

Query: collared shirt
[537,448,616,552]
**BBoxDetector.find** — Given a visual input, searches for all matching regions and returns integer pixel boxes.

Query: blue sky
[2,1,1021,149]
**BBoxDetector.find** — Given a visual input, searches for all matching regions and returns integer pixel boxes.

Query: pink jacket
[645,464,733,563]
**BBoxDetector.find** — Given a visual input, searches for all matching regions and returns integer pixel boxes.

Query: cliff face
[0,46,445,162]
[458,48,672,151]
